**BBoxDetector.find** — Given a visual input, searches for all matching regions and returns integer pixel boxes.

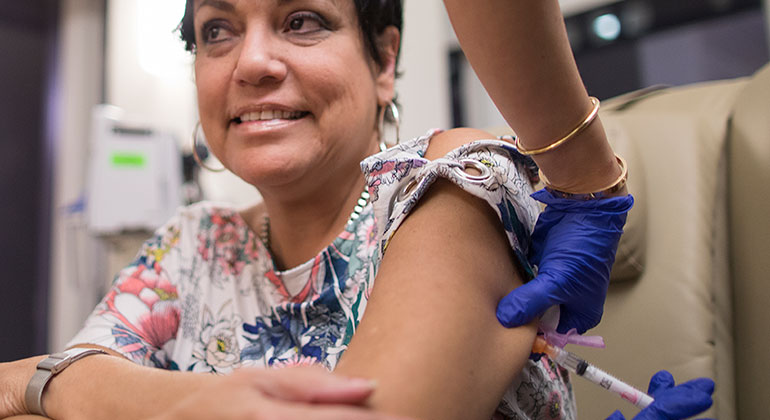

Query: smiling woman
[0,1,712,420]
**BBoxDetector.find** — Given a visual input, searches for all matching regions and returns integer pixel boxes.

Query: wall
[105,0,197,148]
[762,0,770,46]
[638,9,768,87]
[572,7,770,99]
[47,0,106,351]
[397,0,452,139]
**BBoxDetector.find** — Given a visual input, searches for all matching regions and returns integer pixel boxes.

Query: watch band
[24,347,107,417]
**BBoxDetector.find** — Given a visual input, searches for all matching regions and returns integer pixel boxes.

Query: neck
[249,139,380,270]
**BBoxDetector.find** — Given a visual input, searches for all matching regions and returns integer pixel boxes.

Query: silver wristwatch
[24,347,107,417]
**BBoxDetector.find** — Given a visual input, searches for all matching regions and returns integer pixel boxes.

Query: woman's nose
[233,29,288,87]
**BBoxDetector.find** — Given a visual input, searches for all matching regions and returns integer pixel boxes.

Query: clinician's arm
[443,0,632,334]
[443,0,622,193]
[335,128,538,420]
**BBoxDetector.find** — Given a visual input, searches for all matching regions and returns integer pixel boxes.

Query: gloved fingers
[677,378,715,395]
[641,385,714,420]
[605,410,626,420]
[496,277,559,328]
[647,370,676,395]
[648,393,713,419]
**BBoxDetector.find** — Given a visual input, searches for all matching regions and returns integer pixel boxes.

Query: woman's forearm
[4,353,214,420]
[443,0,623,193]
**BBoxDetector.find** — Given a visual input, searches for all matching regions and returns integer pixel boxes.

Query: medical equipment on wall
[86,104,182,234]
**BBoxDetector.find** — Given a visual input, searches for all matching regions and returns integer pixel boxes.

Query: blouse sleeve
[66,214,185,369]
[361,131,541,278]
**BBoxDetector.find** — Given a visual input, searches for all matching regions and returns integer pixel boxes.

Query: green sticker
[111,153,146,168]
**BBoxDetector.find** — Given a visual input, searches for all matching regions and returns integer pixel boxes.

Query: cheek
[196,61,226,110]
[306,55,379,127]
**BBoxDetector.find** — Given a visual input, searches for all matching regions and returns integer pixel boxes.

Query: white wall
[559,0,622,17]
[106,0,197,147]
[48,0,107,351]
[396,0,451,139]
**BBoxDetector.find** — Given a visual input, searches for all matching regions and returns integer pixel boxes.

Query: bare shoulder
[425,127,511,160]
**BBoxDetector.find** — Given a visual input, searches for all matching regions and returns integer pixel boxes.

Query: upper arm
[335,128,537,420]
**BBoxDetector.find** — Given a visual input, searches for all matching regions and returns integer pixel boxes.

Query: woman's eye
[285,12,326,34]
[201,21,232,44]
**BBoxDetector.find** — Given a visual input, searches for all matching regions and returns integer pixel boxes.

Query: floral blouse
[69,130,576,419]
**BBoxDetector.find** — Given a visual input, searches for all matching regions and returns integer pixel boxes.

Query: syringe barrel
[582,365,654,409]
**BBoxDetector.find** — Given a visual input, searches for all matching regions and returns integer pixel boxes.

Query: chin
[230,156,312,190]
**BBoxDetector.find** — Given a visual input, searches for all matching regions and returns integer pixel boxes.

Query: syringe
[533,336,653,409]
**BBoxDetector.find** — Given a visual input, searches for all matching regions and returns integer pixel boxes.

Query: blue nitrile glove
[497,189,634,333]
[605,370,715,420]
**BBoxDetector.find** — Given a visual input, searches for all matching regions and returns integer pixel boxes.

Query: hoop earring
[191,121,226,172]
[378,101,401,146]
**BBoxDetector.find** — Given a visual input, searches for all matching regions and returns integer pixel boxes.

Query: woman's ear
[375,26,401,105]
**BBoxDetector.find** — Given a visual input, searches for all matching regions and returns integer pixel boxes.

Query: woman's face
[193,0,397,192]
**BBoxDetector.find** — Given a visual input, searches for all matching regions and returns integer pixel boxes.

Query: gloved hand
[605,370,715,420]
[497,189,634,333]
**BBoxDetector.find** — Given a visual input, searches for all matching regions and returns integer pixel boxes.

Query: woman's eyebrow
[195,0,340,16]
[197,0,236,12]
[278,0,339,7]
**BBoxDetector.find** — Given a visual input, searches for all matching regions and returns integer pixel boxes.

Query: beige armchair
[562,63,770,419]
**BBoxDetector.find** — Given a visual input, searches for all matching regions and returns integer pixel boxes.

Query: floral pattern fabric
[69,130,576,419]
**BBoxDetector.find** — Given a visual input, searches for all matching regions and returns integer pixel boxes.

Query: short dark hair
[178,0,403,67]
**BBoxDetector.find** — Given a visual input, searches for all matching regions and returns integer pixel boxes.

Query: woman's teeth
[238,110,305,123]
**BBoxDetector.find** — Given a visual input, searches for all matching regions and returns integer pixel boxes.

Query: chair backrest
[727,63,770,420]
[574,77,747,420]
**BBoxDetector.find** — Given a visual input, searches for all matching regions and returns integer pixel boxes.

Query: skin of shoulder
[334,127,536,420]
[424,127,511,159]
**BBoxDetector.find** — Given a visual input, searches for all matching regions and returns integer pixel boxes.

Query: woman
[0,1,713,419]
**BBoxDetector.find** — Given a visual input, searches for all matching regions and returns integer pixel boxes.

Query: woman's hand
[497,190,634,333]
[0,357,44,419]
[151,366,413,420]
[605,370,715,420]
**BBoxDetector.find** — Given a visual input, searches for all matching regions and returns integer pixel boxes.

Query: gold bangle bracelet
[539,154,628,199]
[515,97,601,156]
